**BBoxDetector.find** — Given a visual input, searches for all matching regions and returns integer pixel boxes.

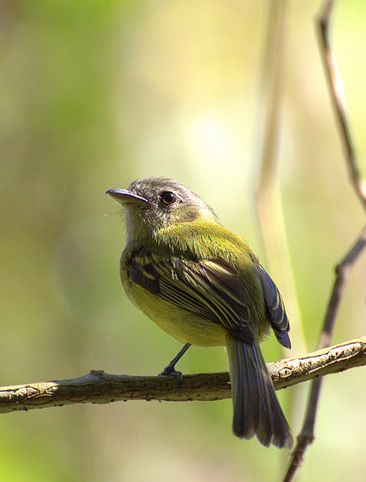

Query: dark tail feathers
[226,335,292,448]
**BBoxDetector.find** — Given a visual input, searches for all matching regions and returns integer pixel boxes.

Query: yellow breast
[123,278,227,347]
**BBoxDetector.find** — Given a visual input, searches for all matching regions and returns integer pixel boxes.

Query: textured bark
[0,337,365,414]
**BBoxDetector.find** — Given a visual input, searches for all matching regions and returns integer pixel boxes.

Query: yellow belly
[125,281,227,347]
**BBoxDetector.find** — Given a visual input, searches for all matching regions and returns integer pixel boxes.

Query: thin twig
[0,337,365,414]
[283,229,366,481]
[255,0,306,354]
[318,1,366,210]
[283,1,366,479]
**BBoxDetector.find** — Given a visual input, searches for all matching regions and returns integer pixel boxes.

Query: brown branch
[284,230,366,481]
[283,1,366,479]
[317,1,366,211]
[0,337,365,414]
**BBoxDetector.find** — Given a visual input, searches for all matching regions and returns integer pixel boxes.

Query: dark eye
[160,191,177,205]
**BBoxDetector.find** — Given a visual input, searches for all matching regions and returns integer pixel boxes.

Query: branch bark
[0,337,365,414]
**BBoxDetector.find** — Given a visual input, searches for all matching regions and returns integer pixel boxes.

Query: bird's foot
[158,365,183,388]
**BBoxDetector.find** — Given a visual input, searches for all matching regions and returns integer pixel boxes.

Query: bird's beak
[106,188,149,206]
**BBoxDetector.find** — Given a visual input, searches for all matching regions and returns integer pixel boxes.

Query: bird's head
[107,177,219,242]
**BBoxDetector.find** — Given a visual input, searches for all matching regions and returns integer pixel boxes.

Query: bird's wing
[128,251,255,343]
[256,265,291,349]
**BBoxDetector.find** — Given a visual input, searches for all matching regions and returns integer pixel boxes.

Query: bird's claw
[158,366,183,388]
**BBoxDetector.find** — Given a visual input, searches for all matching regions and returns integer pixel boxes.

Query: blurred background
[1,0,365,481]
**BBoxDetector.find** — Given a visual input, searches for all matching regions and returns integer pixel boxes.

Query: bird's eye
[160,191,177,205]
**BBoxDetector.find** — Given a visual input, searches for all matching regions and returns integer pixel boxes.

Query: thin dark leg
[159,343,191,377]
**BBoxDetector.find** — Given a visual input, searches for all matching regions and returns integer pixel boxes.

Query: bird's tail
[226,335,292,448]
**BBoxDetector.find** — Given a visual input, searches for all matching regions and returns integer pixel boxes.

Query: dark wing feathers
[128,260,160,293]
[128,251,291,348]
[256,265,291,349]
[128,252,254,343]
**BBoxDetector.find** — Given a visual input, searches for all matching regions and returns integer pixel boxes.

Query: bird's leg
[159,343,191,381]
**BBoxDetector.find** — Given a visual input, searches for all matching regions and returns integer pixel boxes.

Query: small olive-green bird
[107,177,292,448]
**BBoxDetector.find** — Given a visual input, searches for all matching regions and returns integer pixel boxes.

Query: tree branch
[284,229,366,481]
[283,1,366,479]
[1,337,365,414]
[317,1,366,211]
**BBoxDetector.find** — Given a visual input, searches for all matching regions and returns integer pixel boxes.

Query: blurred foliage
[1,1,365,481]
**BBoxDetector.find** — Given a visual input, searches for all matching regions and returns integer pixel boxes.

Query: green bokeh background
[1,1,365,481]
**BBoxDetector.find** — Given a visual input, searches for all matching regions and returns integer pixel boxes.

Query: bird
[107,177,292,448]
